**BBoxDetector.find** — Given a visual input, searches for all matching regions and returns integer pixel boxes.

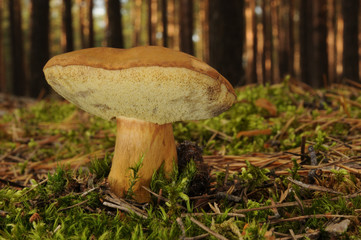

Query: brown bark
[161,0,168,47]
[88,0,94,47]
[30,0,50,98]
[288,0,295,77]
[278,0,289,78]
[179,0,194,55]
[245,0,257,84]
[62,0,74,52]
[327,0,336,84]
[342,0,359,82]
[262,0,272,84]
[132,0,142,46]
[300,0,328,88]
[9,0,27,96]
[209,0,244,86]
[79,0,94,48]
[199,0,209,62]
[0,0,5,92]
[167,0,177,49]
[270,0,280,83]
[78,0,86,48]
[106,0,124,48]
[147,0,157,45]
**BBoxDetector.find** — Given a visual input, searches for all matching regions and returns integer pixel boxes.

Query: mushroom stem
[108,116,177,203]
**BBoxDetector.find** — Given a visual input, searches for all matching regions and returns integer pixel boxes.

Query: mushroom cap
[43,46,236,124]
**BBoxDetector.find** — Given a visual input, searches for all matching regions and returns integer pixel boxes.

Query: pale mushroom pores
[43,46,236,203]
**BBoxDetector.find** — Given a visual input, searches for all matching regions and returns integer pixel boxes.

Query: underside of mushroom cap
[44,46,236,124]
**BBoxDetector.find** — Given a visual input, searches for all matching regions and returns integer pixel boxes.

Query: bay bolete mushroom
[43,46,236,202]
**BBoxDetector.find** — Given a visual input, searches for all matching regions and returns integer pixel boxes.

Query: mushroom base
[108,116,177,203]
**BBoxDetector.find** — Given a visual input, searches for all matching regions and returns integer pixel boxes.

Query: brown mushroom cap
[43,46,236,124]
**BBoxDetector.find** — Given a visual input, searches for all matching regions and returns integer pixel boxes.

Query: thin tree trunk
[167,0,177,49]
[79,0,94,48]
[78,0,86,48]
[342,0,359,82]
[335,0,343,83]
[288,0,295,77]
[106,0,124,48]
[262,0,272,84]
[9,0,27,96]
[278,0,291,78]
[161,0,168,47]
[300,0,328,88]
[179,0,193,55]
[62,0,74,52]
[199,0,209,62]
[245,0,257,84]
[270,0,280,83]
[0,0,5,92]
[209,0,245,87]
[30,0,50,98]
[327,0,336,84]
[148,0,157,45]
[132,0,142,46]
[88,0,94,47]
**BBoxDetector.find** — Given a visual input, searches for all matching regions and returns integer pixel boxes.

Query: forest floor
[1,79,361,239]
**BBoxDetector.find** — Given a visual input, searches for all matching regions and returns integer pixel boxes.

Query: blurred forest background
[0,0,360,98]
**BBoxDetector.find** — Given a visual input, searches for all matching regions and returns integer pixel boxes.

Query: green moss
[2,80,361,238]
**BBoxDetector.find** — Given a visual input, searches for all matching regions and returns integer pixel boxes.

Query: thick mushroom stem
[108,116,177,203]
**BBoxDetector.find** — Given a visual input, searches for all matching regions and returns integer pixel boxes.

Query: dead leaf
[325,219,351,236]
[255,98,277,116]
[236,129,272,138]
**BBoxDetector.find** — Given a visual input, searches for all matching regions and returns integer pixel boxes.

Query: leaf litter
[1,79,361,239]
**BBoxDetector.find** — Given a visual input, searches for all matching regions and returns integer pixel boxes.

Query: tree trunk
[30,0,50,98]
[288,0,295,77]
[106,0,124,48]
[161,0,168,47]
[88,0,94,48]
[62,0,74,52]
[342,0,359,82]
[245,0,257,84]
[79,0,94,48]
[199,0,209,62]
[209,0,244,86]
[132,0,142,46]
[179,0,193,55]
[262,0,272,84]
[148,0,157,45]
[0,0,5,92]
[278,0,289,78]
[9,0,27,96]
[300,0,328,88]
[270,0,280,83]
[167,0,177,49]
[327,0,336,84]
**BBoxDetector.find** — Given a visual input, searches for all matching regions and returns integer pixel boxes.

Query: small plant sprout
[44,46,236,202]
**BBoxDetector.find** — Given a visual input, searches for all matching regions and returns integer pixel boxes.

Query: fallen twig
[58,199,89,212]
[142,186,187,210]
[181,212,245,218]
[176,217,186,239]
[270,214,356,225]
[287,177,343,194]
[184,233,209,240]
[104,193,148,218]
[234,190,361,214]
[21,178,48,197]
[103,201,148,219]
[275,231,320,240]
[189,217,228,240]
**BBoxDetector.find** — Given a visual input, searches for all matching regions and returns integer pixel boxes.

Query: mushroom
[43,46,236,202]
